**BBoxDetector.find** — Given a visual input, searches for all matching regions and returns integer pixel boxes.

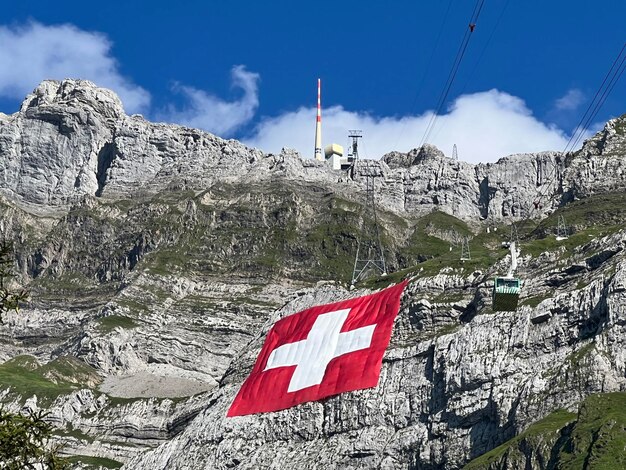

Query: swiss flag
[227,280,407,417]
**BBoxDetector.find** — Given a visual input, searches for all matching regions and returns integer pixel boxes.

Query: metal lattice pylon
[556,215,569,239]
[460,236,471,261]
[452,164,460,216]
[347,130,362,179]
[452,144,458,160]
[351,163,387,287]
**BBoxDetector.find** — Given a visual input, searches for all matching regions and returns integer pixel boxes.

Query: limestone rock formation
[0,80,626,468]
[126,235,626,469]
[2,79,625,222]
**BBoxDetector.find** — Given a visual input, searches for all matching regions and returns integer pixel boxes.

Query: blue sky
[0,0,624,162]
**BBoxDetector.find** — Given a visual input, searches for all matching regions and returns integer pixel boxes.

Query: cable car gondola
[492,241,521,312]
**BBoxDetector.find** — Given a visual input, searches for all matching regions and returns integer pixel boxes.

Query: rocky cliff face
[2,80,626,221]
[1,80,626,469]
[125,231,626,469]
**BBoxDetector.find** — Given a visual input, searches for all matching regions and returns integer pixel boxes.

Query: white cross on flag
[227,280,407,416]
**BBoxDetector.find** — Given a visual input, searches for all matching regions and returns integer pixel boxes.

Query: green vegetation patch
[546,192,626,229]
[144,247,193,276]
[565,342,596,370]
[520,293,551,308]
[131,189,499,286]
[30,272,104,303]
[66,455,123,469]
[523,229,608,259]
[304,220,360,282]
[612,114,626,136]
[559,393,626,469]
[405,211,473,262]
[53,424,94,442]
[149,189,196,206]
[360,266,413,290]
[524,192,626,259]
[360,214,506,289]
[421,210,473,236]
[102,198,138,211]
[0,355,97,405]
[425,222,507,276]
[465,409,577,469]
[178,295,219,312]
[38,356,102,387]
[3,355,40,370]
[576,278,592,289]
[465,392,626,470]
[95,314,139,333]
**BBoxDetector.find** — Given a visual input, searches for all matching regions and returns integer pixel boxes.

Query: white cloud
[159,65,260,137]
[0,21,582,163]
[0,21,259,135]
[0,21,150,113]
[245,89,570,163]
[554,88,585,111]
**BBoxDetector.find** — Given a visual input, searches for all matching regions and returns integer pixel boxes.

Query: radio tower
[452,144,458,160]
[351,137,387,287]
[314,79,323,161]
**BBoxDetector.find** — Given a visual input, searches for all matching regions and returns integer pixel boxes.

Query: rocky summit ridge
[2,79,626,221]
[0,80,626,469]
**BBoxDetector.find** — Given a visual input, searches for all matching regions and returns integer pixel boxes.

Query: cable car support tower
[347,130,362,179]
[350,133,387,288]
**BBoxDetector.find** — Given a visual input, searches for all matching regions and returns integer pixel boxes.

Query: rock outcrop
[2,79,626,222]
[126,234,626,469]
[1,80,626,468]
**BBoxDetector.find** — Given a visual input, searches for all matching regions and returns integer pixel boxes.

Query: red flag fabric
[227,280,407,417]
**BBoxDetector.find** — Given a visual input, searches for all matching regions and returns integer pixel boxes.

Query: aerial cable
[570,61,625,152]
[569,48,626,151]
[419,19,474,147]
[418,0,486,149]
[563,42,626,153]
[392,0,453,149]
[420,24,473,146]
[564,43,626,153]
[432,0,510,144]
[414,0,454,104]
[521,42,626,224]
[459,0,511,95]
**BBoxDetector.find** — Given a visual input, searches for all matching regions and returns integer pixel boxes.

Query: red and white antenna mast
[314,78,323,161]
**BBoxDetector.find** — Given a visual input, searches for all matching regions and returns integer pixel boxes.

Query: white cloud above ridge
[245,89,571,163]
[159,65,260,137]
[0,21,150,113]
[0,21,583,163]
[554,88,584,111]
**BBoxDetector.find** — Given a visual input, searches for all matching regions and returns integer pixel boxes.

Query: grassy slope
[6,184,626,468]
[559,393,626,470]
[65,455,123,469]
[364,192,626,292]
[524,192,626,258]
[95,314,139,333]
[465,409,576,469]
[24,183,626,296]
[0,355,100,405]
[464,393,626,469]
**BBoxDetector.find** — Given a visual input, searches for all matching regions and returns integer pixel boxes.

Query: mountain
[0,79,625,469]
